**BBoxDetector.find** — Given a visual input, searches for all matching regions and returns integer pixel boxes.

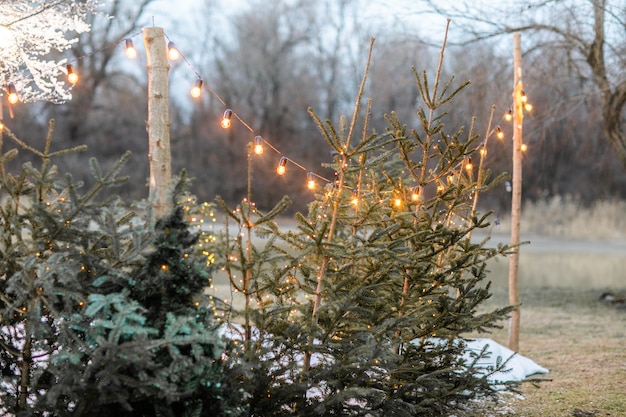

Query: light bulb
[521,143,528,152]
[125,38,137,59]
[0,120,4,130]
[254,135,264,155]
[6,83,18,104]
[504,109,513,122]
[520,90,528,103]
[496,126,504,139]
[447,173,455,184]
[411,186,420,202]
[394,197,402,208]
[167,41,180,60]
[190,79,203,98]
[221,109,233,128]
[277,156,287,175]
[478,142,487,156]
[524,102,533,112]
[351,189,359,206]
[465,158,473,172]
[66,64,78,84]
[307,172,316,190]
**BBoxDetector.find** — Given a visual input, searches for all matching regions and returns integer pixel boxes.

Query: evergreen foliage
[0,123,238,416]
[212,39,515,416]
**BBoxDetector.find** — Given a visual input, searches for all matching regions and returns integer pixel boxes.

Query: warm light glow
[125,38,137,59]
[254,135,264,155]
[524,102,533,112]
[394,197,402,208]
[411,186,420,202]
[277,156,287,175]
[6,83,18,104]
[351,189,359,206]
[520,91,528,103]
[66,64,78,84]
[0,120,4,130]
[307,172,316,190]
[465,158,473,172]
[167,41,180,60]
[221,109,233,128]
[521,143,528,152]
[478,143,487,156]
[496,126,504,139]
[504,109,513,121]
[190,79,203,98]
[447,173,455,184]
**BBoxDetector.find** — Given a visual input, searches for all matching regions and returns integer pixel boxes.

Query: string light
[276,156,287,175]
[411,186,420,202]
[478,143,487,156]
[124,38,137,59]
[66,64,78,84]
[524,102,533,112]
[307,172,316,190]
[6,83,18,104]
[504,108,513,122]
[464,158,473,172]
[253,135,264,155]
[221,109,233,128]
[521,143,528,152]
[351,189,359,206]
[520,90,528,103]
[0,119,4,130]
[167,41,180,60]
[190,79,203,98]
[496,126,504,139]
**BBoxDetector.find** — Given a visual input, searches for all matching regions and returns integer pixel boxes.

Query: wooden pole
[143,27,172,218]
[508,33,523,352]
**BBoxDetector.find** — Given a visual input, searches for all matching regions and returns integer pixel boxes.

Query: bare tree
[415,0,626,166]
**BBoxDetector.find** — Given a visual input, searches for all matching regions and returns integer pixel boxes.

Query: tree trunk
[143,27,172,218]
[508,33,523,352]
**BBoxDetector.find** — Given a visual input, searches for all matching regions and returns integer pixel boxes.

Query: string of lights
[1,28,531,193]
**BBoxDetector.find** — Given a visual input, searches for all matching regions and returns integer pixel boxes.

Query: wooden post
[143,27,172,218]
[508,33,523,352]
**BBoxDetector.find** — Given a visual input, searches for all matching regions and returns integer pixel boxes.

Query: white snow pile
[448,338,548,386]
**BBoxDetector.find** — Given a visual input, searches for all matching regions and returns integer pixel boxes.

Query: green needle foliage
[213,39,514,416]
[0,122,239,416]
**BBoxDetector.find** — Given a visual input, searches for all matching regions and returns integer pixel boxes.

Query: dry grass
[472,287,626,417]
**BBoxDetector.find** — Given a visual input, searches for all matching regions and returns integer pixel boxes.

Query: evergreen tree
[0,123,239,416]
[213,37,514,416]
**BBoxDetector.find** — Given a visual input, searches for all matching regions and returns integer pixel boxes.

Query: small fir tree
[213,36,514,416]
[0,123,239,416]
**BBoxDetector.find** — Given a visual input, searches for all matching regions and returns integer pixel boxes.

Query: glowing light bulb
[6,83,18,104]
[307,172,316,190]
[167,41,180,60]
[351,189,359,206]
[221,109,233,128]
[521,143,528,152]
[276,156,287,175]
[0,120,4,130]
[504,109,513,122]
[254,135,264,155]
[125,38,137,59]
[66,64,78,84]
[524,102,533,112]
[520,90,528,103]
[478,142,487,156]
[496,126,504,139]
[447,173,455,184]
[465,158,473,172]
[411,186,420,202]
[190,79,203,98]
[394,197,402,208]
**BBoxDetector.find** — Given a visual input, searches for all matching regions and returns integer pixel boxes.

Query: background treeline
[5,0,625,215]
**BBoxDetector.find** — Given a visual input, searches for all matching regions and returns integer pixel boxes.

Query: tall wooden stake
[143,27,172,218]
[508,33,523,352]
